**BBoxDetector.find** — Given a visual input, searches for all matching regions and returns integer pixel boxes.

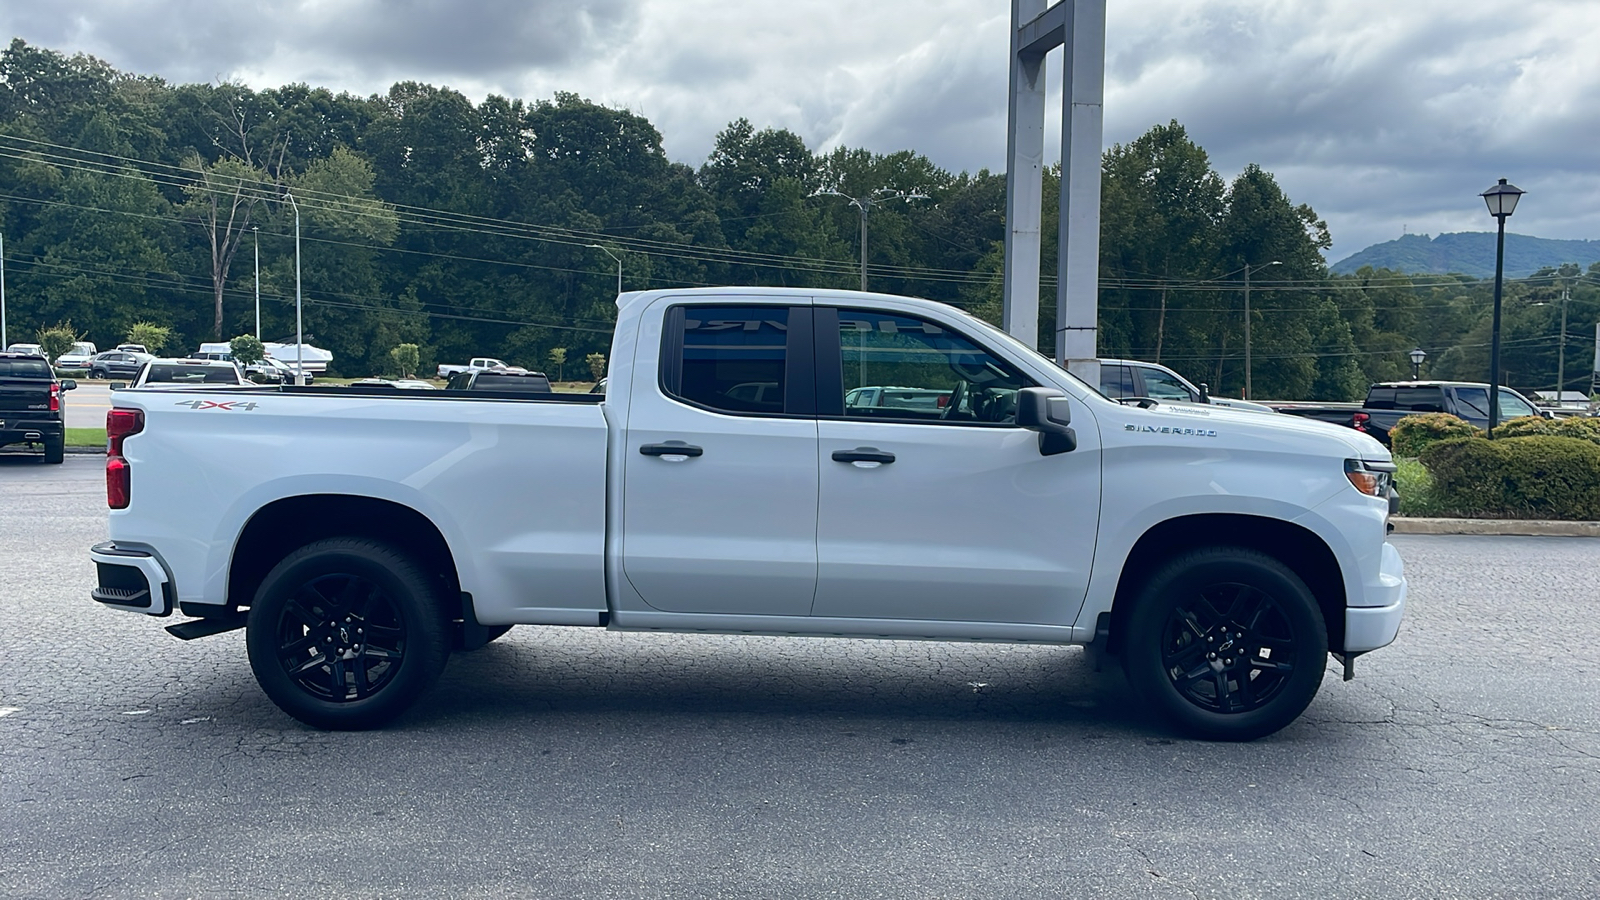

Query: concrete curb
[65,446,103,455]
[1391,517,1600,537]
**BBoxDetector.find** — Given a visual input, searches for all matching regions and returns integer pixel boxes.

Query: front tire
[245,538,450,730]
[1121,547,1327,741]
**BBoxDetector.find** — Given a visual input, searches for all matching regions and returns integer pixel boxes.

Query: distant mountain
[1330,232,1600,278]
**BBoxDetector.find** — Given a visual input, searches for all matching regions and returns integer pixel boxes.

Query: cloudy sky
[4,0,1596,263]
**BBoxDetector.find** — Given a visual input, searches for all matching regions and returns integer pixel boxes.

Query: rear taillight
[49,383,61,412]
[1351,412,1370,431]
[106,408,144,509]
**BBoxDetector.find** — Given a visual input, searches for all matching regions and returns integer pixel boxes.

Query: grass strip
[66,428,106,448]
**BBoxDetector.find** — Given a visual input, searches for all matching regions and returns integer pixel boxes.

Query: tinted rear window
[473,374,552,392]
[0,358,52,378]
[147,365,240,384]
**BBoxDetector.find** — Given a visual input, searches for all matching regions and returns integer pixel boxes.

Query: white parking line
[0,706,20,718]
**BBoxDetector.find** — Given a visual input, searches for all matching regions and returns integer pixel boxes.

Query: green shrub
[1488,415,1554,440]
[1389,413,1478,458]
[229,334,266,366]
[1420,435,1600,520]
[1554,417,1600,446]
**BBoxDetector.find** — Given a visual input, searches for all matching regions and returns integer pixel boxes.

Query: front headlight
[1345,458,1396,498]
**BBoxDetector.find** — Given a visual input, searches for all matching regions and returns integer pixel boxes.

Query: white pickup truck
[90,287,1406,740]
[435,357,509,379]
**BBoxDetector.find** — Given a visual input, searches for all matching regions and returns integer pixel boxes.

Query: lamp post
[1241,260,1281,400]
[813,188,927,291]
[1409,347,1427,380]
[283,191,304,385]
[1480,178,1524,432]
[586,244,622,296]
[252,225,261,340]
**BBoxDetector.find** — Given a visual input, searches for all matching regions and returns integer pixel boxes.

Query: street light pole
[1241,260,1281,400]
[252,225,261,339]
[586,244,622,296]
[1410,347,1427,380]
[1481,178,1525,433]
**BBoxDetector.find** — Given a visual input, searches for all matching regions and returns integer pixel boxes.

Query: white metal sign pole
[1002,0,1049,349]
[1058,0,1105,386]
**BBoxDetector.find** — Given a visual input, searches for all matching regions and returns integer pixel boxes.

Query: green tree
[126,322,171,353]
[586,352,607,381]
[36,321,80,363]
[228,334,265,365]
[547,347,567,381]
[388,342,420,378]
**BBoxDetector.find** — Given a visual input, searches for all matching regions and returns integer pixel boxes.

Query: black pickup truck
[1271,380,1545,446]
[0,351,76,463]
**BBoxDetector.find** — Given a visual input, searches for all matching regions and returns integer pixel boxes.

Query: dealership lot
[1,457,1597,898]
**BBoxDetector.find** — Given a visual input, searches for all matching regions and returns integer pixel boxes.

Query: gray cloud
[3,0,1596,261]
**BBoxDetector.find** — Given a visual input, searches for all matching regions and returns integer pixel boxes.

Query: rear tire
[245,538,450,730]
[1121,547,1327,741]
[42,435,64,464]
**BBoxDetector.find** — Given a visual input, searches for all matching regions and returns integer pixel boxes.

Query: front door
[620,302,819,616]
[812,308,1101,626]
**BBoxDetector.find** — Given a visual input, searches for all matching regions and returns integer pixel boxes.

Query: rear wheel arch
[228,494,461,614]
[1104,514,1346,656]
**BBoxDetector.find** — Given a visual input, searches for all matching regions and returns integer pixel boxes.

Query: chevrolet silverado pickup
[0,351,74,462]
[1270,380,1546,445]
[89,287,1407,740]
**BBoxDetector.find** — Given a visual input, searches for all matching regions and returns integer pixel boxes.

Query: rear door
[620,301,820,616]
[811,307,1101,626]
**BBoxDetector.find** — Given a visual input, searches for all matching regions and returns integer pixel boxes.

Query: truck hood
[1101,397,1390,461]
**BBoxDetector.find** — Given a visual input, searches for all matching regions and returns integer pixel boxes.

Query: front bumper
[89,541,174,616]
[1344,542,1407,652]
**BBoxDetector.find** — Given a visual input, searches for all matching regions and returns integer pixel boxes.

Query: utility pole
[283,191,304,385]
[252,225,261,339]
[0,230,7,350]
[814,188,926,291]
[1241,261,1281,400]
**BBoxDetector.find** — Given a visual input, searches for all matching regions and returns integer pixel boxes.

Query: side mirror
[109,382,127,391]
[60,379,77,391]
[1198,381,1211,403]
[1016,387,1077,456]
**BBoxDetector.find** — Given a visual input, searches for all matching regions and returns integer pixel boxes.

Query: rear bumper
[0,418,64,445]
[89,541,174,617]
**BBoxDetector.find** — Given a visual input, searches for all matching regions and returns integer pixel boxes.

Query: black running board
[165,614,247,640]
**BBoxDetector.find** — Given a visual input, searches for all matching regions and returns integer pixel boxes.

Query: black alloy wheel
[1159,583,1296,714]
[1122,547,1327,741]
[246,538,449,730]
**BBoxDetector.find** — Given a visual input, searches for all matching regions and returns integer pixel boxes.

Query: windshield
[1454,387,1536,419]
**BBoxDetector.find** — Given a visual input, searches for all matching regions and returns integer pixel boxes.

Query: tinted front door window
[836,311,1028,424]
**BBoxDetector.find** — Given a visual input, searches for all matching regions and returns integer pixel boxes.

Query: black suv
[0,352,76,463]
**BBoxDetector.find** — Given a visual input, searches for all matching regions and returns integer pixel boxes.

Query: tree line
[1,39,1594,398]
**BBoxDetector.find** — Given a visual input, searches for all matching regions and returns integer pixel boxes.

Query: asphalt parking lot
[1,456,1597,898]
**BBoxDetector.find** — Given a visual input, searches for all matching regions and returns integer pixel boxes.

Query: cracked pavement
[1,456,1597,898]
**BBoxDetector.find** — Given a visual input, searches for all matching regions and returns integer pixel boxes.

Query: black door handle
[640,441,703,457]
[831,448,895,464]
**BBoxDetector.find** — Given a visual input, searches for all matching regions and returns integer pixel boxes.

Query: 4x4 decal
[174,400,259,411]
